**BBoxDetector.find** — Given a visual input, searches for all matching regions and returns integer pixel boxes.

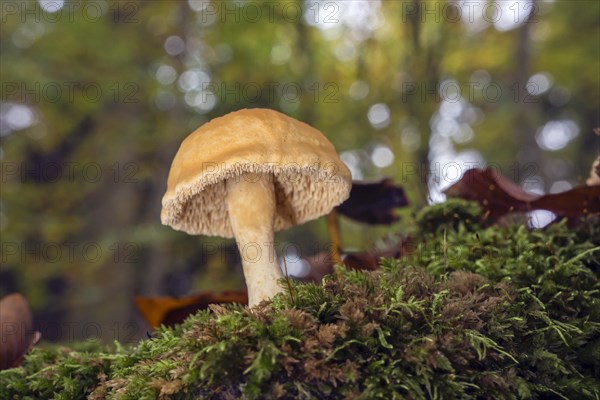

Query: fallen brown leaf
[445,168,600,224]
[337,179,409,224]
[134,291,248,328]
[0,293,41,370]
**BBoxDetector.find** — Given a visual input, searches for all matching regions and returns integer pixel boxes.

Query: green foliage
[1,202,599,399]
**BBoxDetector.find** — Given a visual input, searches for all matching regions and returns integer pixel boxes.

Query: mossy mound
[1,202,599,399]
[415,198,483,233]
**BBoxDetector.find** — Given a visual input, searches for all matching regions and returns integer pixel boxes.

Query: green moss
[415,198,483,233]
[0,340,115,400]
[2,202,599,399]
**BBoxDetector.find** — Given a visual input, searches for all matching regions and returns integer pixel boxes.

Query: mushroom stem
[226,172,284,306]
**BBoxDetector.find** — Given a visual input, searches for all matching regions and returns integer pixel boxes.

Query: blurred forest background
[1,0,598,342]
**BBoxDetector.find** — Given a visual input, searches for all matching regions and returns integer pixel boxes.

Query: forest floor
[1,200,599,399]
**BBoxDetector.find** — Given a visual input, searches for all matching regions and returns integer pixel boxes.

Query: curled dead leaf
[445,168,600,224]
[337,179,408,224]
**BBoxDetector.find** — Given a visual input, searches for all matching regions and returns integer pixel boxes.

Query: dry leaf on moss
[445,168,600,223]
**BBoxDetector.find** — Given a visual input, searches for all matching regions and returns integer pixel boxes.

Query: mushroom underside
[164,167,349,237]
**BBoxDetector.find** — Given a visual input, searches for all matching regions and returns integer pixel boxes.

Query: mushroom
[161,108,351,306]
